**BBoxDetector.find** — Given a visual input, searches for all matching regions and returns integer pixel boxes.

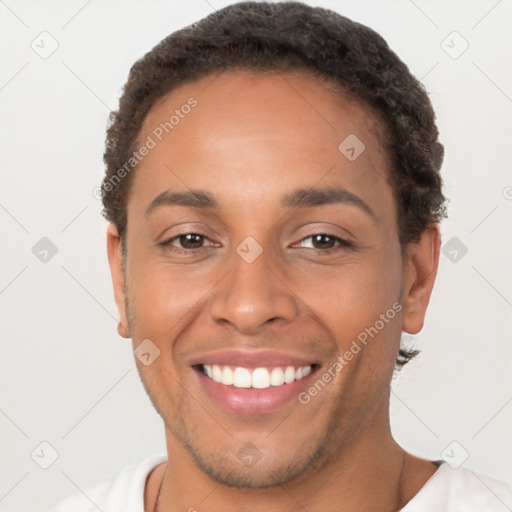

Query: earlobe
[401,225,441,335]
[117,322,130,338]
[106,223,131,339]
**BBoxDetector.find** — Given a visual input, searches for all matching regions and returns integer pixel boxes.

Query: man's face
[109,71,422,487]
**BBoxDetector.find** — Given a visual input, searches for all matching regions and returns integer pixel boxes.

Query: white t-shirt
[49,455,512,512]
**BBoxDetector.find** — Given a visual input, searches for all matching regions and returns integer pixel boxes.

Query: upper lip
[188,349,318,369]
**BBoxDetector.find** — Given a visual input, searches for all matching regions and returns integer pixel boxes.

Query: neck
[153,423,415,512]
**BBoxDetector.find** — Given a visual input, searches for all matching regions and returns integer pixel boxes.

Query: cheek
[126,256,215,338]
[126,228,403,346]
[287,246,403,350]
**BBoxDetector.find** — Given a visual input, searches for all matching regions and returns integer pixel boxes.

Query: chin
[181,434,330,489]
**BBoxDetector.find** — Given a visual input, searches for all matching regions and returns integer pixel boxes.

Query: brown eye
[177,233,205,249]
[161,233,209,250]
[311,234,337,249]
[294,233,352,251]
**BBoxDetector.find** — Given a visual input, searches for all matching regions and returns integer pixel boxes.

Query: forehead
[129,70,394,220]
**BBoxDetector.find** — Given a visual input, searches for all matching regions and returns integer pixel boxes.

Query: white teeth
[301,365,311,377]
[233,367,252,388]
[212,364,222,383]
[221,366,234,385]
[270,367,285,386]
[284,366,296,384]
[251,368,271,389]
[202,364,312,388]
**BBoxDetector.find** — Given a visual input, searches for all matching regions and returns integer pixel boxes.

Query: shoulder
[403,462,512,511]
[48,454,167,512]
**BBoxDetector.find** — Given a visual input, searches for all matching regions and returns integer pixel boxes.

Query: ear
[106,223,130,339]
[401,225,441,335]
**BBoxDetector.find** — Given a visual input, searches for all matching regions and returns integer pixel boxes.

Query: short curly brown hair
[101,1,448,366]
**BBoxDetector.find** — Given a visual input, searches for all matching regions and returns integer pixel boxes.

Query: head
[103,1,446,488]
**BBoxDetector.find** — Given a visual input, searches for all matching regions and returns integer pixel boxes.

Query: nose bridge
[209,240,297,332]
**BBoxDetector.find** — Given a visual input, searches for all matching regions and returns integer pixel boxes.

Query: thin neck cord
[154,464,166,512]
[396,449,407,511]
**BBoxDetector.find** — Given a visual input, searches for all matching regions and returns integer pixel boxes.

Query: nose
[209,245,298,334]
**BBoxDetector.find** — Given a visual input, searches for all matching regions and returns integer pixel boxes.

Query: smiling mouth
[195,363,320,389]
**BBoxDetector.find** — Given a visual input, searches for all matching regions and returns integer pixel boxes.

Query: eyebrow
[145,186,375,220]
[145,190,218,217]
[282,186,376,220]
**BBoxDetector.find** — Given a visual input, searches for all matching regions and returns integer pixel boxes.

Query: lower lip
[194,367,318,415]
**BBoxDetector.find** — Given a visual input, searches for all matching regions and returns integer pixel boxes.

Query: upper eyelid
[292,233,351,247]
[158,218,353,240]
[163,232,349,247]
[163,233,217,247]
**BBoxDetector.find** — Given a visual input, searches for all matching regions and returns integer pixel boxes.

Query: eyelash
[293,234,354,252]
[159,232,354,253]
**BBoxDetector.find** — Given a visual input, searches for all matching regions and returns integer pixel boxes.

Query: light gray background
[1,1,511,511]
